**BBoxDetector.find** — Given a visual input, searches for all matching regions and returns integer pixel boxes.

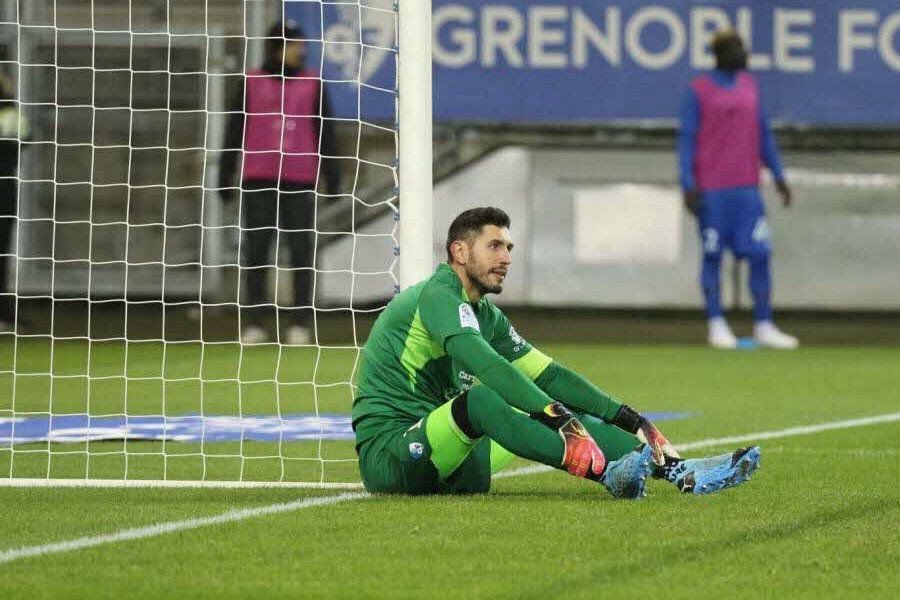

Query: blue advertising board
[285,1,900,125]
[0,412,687,445]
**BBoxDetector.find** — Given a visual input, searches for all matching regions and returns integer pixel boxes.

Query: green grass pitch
[1,342,898,599]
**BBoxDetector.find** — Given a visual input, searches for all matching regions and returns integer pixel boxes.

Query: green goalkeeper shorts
[357,419,493,495]
[357,394,523,495]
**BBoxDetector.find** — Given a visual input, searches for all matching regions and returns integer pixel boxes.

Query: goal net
[0,0,405,487]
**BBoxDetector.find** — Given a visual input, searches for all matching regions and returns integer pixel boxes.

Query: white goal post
[0,0,431,488]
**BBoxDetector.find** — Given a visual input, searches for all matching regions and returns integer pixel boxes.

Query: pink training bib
[692,72,761,191]
[242,68,321,184]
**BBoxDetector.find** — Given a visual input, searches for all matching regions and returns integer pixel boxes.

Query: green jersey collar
[434,263,484,308]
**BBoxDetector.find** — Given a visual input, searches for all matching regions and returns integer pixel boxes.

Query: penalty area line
[2,411,898,565]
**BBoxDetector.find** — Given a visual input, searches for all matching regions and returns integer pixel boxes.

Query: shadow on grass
[513,495,900,600]
[370,486,618,502]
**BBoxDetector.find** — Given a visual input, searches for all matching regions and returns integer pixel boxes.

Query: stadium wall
[319,145,900,311]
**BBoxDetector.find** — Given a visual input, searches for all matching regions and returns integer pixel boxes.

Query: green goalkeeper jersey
[352,263,552,447]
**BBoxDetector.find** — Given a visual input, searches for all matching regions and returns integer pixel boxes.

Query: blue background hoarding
[286,1,900,126]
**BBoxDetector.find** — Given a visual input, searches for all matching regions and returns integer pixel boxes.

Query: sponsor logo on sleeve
[457,370,477,392]
[508,326,526,352]
[458,303,480,332]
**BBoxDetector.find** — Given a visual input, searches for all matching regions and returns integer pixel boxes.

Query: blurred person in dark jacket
[0,74,28,332]
[219,20,340,345]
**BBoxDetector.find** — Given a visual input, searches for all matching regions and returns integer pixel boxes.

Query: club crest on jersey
[408,442,425,459]
[458,303,480,331]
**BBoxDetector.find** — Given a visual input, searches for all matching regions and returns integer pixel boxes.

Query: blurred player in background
[220,20,340,345]
[679,30,798,349]
[353,207,760,497]
[0,74,28,333]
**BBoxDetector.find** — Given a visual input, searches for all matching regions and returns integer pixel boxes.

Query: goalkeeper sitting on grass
[352,207,760,498]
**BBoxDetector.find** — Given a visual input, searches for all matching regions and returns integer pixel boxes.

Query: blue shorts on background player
[679,29,798,350]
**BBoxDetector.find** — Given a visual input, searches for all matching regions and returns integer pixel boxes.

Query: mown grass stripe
[2,411,897,565]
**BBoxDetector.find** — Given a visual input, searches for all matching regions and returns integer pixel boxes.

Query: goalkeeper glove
[611,404,681,466]
[531,403,606,478]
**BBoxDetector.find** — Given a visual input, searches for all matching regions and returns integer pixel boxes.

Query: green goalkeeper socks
[425,388,641,482]
[461,386,566,469]
[576,413,642,462]
[453,389,641,470]
[424,387,564,480]
[482,413,639,475]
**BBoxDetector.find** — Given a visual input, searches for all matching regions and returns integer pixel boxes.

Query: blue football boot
[665,446,761,495]
[599,444,655,499]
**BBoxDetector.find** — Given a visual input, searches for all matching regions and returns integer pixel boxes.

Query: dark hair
[265,20,306,62]
[710,29,743,56]
[445,207,510,262]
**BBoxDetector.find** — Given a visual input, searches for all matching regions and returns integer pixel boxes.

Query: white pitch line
[674,412,900,452]
[0,478,365,490]
[2,411,898,565]
[0,492,370,565]
[494,412,900,480]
